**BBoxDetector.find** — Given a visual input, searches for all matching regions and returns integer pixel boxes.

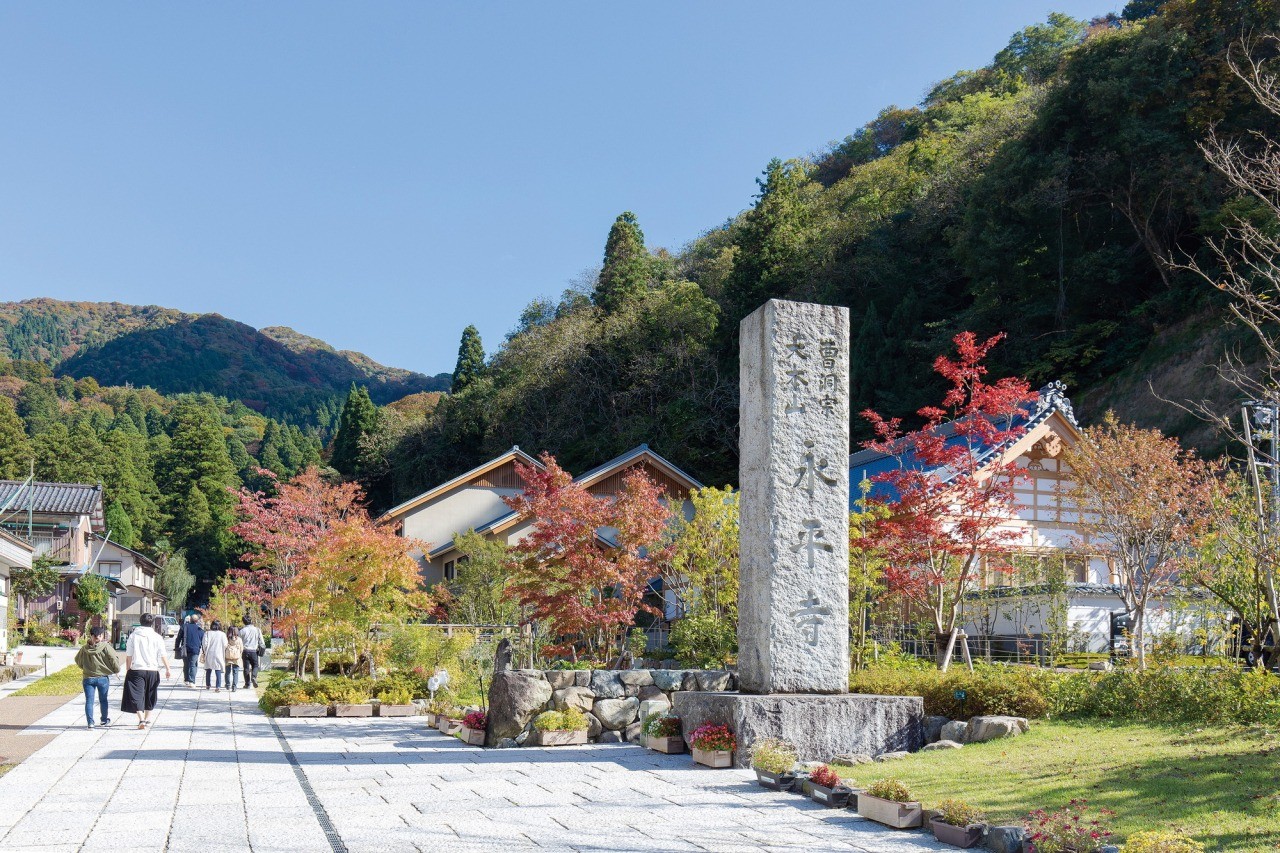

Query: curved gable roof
[376,446,544,523]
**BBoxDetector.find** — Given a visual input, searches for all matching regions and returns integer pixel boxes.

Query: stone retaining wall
[486,668,736,747]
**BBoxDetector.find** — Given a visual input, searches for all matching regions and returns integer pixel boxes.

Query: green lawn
[11,665,85,697]
[834,720,1280,852]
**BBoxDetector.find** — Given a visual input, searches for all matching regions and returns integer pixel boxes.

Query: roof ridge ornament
[1036,380,1078,427]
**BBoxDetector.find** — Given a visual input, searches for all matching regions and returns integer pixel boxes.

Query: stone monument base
[672,691,923,768]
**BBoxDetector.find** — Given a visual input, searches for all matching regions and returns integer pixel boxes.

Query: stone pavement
[0,678,951,853]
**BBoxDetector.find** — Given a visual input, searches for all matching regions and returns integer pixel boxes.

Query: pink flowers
[1024,799,1115,853]
[689,723,735,752]
[462,710,487,731]
[807,764,842,789]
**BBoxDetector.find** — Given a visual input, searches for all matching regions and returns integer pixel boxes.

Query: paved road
[0,680,949,852]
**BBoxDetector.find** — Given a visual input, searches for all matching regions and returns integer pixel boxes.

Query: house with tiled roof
[0,527,33,652]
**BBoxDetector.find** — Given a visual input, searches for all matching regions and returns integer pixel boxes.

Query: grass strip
[11,665,85,697]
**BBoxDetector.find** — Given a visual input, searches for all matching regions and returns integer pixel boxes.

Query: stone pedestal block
[673,691,922,768]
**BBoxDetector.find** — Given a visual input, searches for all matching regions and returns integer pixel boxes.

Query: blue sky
[0,2,1111,376]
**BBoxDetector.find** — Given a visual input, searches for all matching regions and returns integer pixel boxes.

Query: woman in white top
[200,620,228,692]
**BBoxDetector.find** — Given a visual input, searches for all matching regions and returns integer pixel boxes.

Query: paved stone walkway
[0,679,950,852]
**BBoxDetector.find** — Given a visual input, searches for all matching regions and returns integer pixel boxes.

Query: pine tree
[330,384,377,477]
[850,302,885,408]
[259,420,288,476]
[161,399,238,580]
[0,397,32,479]
[594,211,652,313]
[104,500,136,548]
[451,326,486,394]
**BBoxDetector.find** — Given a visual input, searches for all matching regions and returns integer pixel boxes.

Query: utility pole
[1242,401,1280,671]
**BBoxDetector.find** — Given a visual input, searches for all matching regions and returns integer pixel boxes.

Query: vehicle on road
[160,615,180,638]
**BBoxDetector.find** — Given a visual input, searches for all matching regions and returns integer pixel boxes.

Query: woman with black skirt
[122,613,172,729]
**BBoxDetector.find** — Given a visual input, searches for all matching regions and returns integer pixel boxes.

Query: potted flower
[424,699,451,728]
[330,683,374,717]
[802,764,853,808]
[750,738,797,791]
[460,710,487,746]
[375,685,416,717]
[857,778,923,829]
[930,799,986,848]
[436,707,464,735]
[1024,800,1114,853]
[530,709,590,746]
[642,713,685,754]
[282,684,328,717]
[689,723,735,768]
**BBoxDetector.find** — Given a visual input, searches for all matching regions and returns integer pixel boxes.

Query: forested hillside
[0,298,450,429]
[356,0,1279,510]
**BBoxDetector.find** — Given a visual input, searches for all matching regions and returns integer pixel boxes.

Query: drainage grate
[267,716,349,853]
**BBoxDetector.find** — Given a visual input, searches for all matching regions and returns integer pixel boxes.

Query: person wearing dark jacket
[75,626,121,729]
[179,615,205,687]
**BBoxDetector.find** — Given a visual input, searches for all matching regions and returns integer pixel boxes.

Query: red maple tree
[504,453,671,663]
[860,332,1037,670]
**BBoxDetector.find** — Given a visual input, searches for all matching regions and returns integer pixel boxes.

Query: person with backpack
[75,625,121,729]
[238,615,265,688]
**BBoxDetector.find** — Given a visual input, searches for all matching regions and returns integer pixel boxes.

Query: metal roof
[0,480,104,517]
[376,446,544,523]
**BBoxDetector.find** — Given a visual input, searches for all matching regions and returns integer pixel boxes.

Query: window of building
[1066,557,1087,583]
[444,559,457,581]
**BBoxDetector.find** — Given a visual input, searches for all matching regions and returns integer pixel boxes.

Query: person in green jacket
[74,626,122,729]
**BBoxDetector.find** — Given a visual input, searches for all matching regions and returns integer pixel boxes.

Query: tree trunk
[1133,609,1146,670]
[936,629,959,672]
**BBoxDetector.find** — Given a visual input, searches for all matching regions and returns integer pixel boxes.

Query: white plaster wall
[400,487,521,552]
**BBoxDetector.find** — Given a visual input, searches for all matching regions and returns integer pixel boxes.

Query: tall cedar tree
[504,453,671,662]
[161,399,238,582]
[330,384,377,476]
[594,212,652,313]
[451,325,486,394]
[103,500,136,549]
[0,397,32,479]
[860,332,1037,671]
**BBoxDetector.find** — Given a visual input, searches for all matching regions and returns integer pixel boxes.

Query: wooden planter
[530,729,588,746]
[802,779,852,809]
[930,819,985,849]
[692,747,733,768]
[286,704,328,718]
[754,769,796,792]
[334,703,374,717]
[424,713,437,727]
[645,735,686,754]
[377,704,415,717]
[460,726,485,746]
[857,792,923,829]
[437,717,463,735]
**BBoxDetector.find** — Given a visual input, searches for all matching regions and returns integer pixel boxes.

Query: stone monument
[674,299,922,765]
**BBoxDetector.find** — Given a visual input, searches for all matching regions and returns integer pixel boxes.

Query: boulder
[875,751,909,762]
[984,826,1025,853]
[619,670,654,688]
[624,721,643,742]
[659,659,680,669]
[597,730,623,744]
[487,672,554,742]
[921,740,963,751]
[681,672,700,691]
[552,686,595,714]
[637,685,666,702]
[515,730,531,746]
[637,698,671,725]
[586,712,602,739]
[967,716,1029,744]
[924,715,949,744]
[593,697,640,730]
[1088,660,1113,672]
[651,670,685,691]
[940,720,969,744]
[833,753,874,765]
[495,737,518,749]
[573,670,590,687]
[695,670,733,691]
[589,670,626,699]
[513,669,545,679]
[545,671,576,690]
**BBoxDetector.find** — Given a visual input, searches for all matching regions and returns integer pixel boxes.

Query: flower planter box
[286,704,328,718]
[692,747,733,768]
[377,703,416,718]
[437,717,463,735]
[530,729,588,746]
[460,726,486,746]
[802,779,853,808]
[424,713,437,727]
[334,703,374,717]
[930,818,985,849]
[645,735,686,754]
[754,769,796,792]
[857,792,923,829]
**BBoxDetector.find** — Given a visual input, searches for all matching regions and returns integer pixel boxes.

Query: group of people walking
[72,611,268,731]
[174,613,266,692]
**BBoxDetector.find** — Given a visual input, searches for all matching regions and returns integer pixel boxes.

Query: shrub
[642,712,681,738]
[533,708,589,732]
[865,778,913,802]
[849,665,1051,718]
[1048,664,1280,724]
[375,685,412,705]
[935,798,985,828]
[61,628,82,644]
[749,737,797,774]
[1025,800,1114,853]
[670,612,736,668]
[462,710,487,731]
[1123,830,1205,853]
[808,764,842,788]
[324,678,374,705]
[689,723,735,752]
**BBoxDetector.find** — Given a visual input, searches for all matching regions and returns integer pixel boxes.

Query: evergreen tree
[594,211,652,313]
[850,302,885,410]
[104,500,136,549]
[0,397,33,479]
[451,325,486,394]
[259,420,288,476]
[160,399,237,580]
[330,384,377,477]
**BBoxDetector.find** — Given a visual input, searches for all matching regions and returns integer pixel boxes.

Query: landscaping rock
[487,672,554,742]
[586,713,602,739]
[637,685,666,702]
[514,729,531,746]
[589,670,626,699]
[833,753,874,765]
[624,721,643,742]
[597,731,623,744]
[545,671,576,690]
[552,686,595,714]
[967,715,1029,744]
[875,751,909,761]
[513,669,545,679]
[495,738,517,749]
[593,697,640,730]
[681,672,700,691]
[1088,660,1113,672]
[924,715,949,744]
[695,670,733,691]
[921,740,963,751]
[573,670,590,687]
[659,659,680,670]
[984,826,1025,853]
[941,720,970,743]
[637,698,671,725]
[651,670,685,691]
[618,670,654,688]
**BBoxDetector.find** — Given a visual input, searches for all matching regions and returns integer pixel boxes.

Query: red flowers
[807,764,842,789]
[1024,799,1115,853]
[689,724,735,752]
[462,710,488,731]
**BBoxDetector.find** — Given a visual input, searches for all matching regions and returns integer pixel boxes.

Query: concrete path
[0,680,950,853]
